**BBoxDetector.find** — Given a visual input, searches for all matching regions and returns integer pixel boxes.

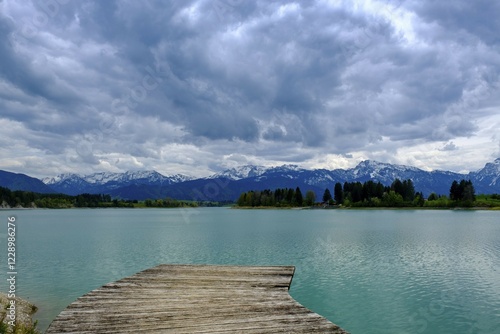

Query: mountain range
[41,170,193,196]
[1,159,499,201]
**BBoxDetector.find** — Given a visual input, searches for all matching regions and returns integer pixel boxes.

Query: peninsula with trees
[236,179,500,209]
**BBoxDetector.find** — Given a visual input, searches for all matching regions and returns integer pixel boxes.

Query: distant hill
[0,170,56,193]
[1,158,499,201]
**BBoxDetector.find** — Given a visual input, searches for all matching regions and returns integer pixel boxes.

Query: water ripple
[1,208,499,333]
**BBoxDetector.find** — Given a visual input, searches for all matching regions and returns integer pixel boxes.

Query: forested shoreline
[236,179,500,209]
[0,186,229,209]
[0,187,133,208]
[2,179,500,209]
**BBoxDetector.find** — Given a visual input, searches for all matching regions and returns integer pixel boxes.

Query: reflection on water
[0,208,499,333]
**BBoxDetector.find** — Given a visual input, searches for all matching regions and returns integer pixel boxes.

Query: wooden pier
[46,264,348,333]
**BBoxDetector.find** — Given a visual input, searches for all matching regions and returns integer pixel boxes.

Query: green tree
[413,192,425,207]
[428,192,438,201]
[402,179,415,201]
[362,180,379,200]
[305,190,316,206]
[391,179,404,197]
[286,188,294,204]
[449,180,460,201]
[322,188,332,203]
[237,193,247,206]
[294,187,303,206]
[351,182,363,203]
[252,191,262,207]
[463,181,475,202]
[376,182,386,198]
[335,182,344,204]
[450,179,475,203]
[382,190,404,207]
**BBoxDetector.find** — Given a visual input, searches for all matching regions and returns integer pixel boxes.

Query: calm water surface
[1,208,499,333]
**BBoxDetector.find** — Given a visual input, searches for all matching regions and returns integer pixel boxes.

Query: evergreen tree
[450,180,460,200]
[375,182,386,198]
[362,181,374,200]
[402,179,415,201]
[391,179,404,197]
[334,182,344,204]
[237,192,246,206]
[286,188,294,204]
[351,182,363,203]
[322,188,332,202]
[295,187,303,206]
[463,180,475,202]
[275,188,283,203]
[343,182,351,194]
[450,179,475,202]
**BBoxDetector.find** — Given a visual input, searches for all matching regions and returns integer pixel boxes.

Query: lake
[1,208,499,333]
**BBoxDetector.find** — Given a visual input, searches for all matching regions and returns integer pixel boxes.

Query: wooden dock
[46,264,348,333]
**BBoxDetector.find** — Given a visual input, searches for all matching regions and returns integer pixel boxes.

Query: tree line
[144,198,199,208]
[333,179,424,207]
[0,186,226,209]
[237,187,319,207]
[0,187,133,208]
[236,180,423,208]
[2,178,496,209]
[426,179,477,207]
[235,178,496,208]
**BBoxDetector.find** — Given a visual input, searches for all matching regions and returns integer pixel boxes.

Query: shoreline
[232,205,500,210]
[0,293,39,332]
[1,205,499,210]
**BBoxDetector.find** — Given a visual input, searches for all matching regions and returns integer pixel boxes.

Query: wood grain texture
[46,264,349,333]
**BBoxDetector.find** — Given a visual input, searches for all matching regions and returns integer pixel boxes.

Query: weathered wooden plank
[46,264,348,333]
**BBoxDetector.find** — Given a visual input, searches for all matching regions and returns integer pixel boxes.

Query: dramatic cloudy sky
[0,0,499,178]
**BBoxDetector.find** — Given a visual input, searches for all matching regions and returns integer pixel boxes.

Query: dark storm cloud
[0,0,499,176]
[410,0,500,46]
[0,16,81,107]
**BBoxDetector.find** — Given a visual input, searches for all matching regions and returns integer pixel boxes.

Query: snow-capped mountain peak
[83,172,121,184]
[350,160,424,179]
[209,165,268,180]
[470,157,500,186]
[84,170,165,184]
[32,158,500,199]
[166,173,194,183]
[355,160,421,172]
[209,164,310,181]
[44,170,193,185]
[268,164,304,172]
[42,173,82,185]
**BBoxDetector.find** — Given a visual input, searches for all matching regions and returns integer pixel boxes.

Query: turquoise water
[1,208,499,333]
